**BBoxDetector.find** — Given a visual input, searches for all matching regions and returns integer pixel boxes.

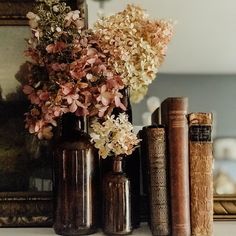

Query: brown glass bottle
[109,87,140,229]
[53,113,98,235]
[103,155,132,235]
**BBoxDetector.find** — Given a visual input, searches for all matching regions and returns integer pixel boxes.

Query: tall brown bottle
[53,113,98,235]
[103,155,132,235]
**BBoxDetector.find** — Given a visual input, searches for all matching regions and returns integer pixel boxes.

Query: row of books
[140,97,213,236]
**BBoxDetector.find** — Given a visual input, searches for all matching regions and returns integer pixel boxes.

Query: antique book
[145,125,170,236]
[151,107,161,125]
[160,97,191,236]
[188,112,213,236]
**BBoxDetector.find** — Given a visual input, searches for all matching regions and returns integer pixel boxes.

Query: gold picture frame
[0,0,34,26]
[214,195,236,220]
[0,192,53,226]
[0,0,84,26]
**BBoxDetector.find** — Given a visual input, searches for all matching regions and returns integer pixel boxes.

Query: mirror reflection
[0,27,52,192]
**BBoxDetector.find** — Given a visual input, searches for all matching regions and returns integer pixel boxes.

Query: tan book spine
[188,113,213,236]
[146,126,170,236]
[161,97,190,236]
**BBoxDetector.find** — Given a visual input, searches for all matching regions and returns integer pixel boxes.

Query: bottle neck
[61,113,88,137]
[113,156,123,173]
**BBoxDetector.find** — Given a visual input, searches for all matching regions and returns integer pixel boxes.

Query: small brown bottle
[103,155,132,235]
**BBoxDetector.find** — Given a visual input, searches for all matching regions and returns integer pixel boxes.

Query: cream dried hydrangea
[90,113,140,159]
[94,5,174,103]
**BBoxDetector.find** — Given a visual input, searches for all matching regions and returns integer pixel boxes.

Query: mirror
[0,13,53,230]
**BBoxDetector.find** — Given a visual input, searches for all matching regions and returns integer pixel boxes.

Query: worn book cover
[188,112,213,236]
[145,125,170,236]
[161,97,191,236]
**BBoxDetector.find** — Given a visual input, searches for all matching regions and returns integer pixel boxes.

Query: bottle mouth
[113,156,123,173]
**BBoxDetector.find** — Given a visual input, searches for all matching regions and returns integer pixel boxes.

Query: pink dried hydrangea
[23,0,125,139]
[94,5,174,102]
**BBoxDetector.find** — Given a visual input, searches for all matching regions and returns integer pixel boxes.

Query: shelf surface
[0,222,235,235]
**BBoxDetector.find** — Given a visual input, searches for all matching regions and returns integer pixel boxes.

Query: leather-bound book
[188,113,213,236]
[145,125,170,236]
[160,97,190,236]
[151,107,161,125]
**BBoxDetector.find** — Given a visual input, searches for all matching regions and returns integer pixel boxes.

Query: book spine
[188,113,213,236]
[146,126,170,236]
[161,97,190,236]
[151,107,161,125]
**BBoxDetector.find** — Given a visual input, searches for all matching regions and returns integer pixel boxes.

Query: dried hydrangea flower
[90,113,140,159]
[23,0,126,139]
[94,4,174,102]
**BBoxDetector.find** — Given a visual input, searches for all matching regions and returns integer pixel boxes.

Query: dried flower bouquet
[23,0,125,139]
[94,5,174,102]
[23,0,173,140]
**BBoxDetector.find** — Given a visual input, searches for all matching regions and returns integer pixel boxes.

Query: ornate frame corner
[0,0,85,26]
[214,195,236,220]
[0,192,53,227]
[0,0,34,26]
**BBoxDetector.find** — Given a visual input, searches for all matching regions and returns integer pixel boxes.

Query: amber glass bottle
[53,113,98,235]
[103,155,132,235]
[101,88,140,229]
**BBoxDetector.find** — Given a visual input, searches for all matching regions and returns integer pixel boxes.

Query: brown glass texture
[112,87,140,228]
[53,115,98,235]
[103,156,132,235]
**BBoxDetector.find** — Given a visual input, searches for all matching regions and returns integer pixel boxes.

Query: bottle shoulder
[54,131,93,150]
[104,172,130,183]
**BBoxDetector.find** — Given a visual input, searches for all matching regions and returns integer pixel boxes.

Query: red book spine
[161,97,190,236]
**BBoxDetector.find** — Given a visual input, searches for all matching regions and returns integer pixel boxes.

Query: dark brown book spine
[151,107,161,125]
[188,113,213,236]
[161,97,190,236]
[146,126,170,236]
